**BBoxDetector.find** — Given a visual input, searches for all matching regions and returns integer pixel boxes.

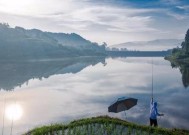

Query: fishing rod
[151,58,154,100]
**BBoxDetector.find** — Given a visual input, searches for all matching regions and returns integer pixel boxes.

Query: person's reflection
[149,97,164,127]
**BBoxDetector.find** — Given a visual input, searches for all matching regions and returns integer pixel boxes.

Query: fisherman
[150,98,164,127]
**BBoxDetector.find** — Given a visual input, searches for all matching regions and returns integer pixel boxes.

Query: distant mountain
[46,32,100,50]
[111,39,183,51]
[0,23,105,60]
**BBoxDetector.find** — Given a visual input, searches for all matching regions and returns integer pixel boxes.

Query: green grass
[24,116,189,135]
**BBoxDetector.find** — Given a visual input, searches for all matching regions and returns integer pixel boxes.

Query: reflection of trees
[169,60,189,88]
[180,64,189,88]
[0,57,105,91]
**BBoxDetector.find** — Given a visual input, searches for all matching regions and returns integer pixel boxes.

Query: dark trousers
[150,118,158,127]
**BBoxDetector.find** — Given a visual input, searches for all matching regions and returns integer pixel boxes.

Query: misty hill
[111,39,183,51]
[0,23,105,60]
[46,32,102,50]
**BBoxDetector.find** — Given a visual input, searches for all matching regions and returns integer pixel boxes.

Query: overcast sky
[0,0,189,45]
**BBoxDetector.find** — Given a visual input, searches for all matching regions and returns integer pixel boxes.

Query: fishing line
[10,99,16,135]
[2,95,6,135]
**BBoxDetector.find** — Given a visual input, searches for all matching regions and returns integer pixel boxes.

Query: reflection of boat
[0,57,105,91]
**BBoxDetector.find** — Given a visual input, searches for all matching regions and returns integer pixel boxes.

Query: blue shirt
[150,100,161,119]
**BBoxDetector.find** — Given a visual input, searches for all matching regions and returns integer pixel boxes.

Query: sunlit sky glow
[0,0,189,45]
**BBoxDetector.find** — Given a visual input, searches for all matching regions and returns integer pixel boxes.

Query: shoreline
[24,116,189,135]
[164,55,189,64]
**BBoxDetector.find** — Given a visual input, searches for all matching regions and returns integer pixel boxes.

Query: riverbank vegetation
[24,116,189,135]
[165,29,189,88]
[165,29,189,63]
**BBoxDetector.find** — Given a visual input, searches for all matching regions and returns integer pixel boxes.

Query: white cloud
[41,6,160,32]
[0,0,188,45]
[0,0,78,16]
[176,5,189,10]
[0,0,159,33]
[166,12,188,20]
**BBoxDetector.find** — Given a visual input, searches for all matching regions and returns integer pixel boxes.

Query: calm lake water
[0,57,189,135]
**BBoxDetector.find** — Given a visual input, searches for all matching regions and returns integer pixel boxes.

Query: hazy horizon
[0,0,189,46]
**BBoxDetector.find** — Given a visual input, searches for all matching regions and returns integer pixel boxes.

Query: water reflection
[0,57,189,135]
[5,103,23,121]
[0,57,105,90]
[167,60,189,88]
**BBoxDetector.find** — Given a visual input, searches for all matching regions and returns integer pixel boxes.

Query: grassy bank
[24,116,189,135]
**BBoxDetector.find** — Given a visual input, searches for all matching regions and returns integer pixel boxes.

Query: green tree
[184,29,189,53]
[181,42,186,50]
[185,29,189,43]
